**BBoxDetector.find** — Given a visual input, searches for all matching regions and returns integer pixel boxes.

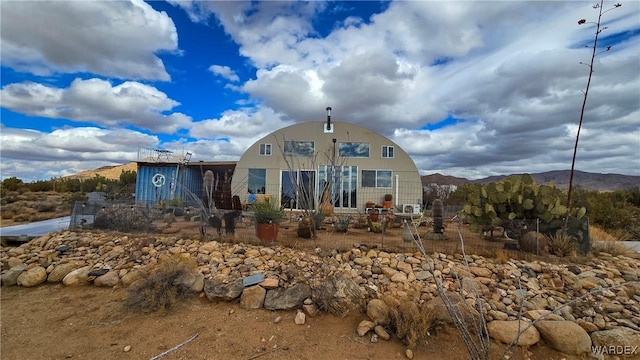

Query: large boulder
[240,285,266,309]
[94,271,120,287]
[311,275,367,317]
[62,266,92,286]
[17,266,47,287]
[487,320,540,346]
[47,262,83,283]
[121,269,147,287]
[204,278,244,301]
[534,320,592,356]
[1,264,26,286]
[265,283,312,310]
[425,291,482,330]
[591,327,640,350]
[174,270,204,293]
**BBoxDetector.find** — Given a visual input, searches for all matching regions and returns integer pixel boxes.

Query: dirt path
[1,284,578,360]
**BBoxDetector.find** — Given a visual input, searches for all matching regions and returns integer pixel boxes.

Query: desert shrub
[1,192,19,204]
[1,177,24,192]
[12,214,29,222]
[545,231,578,257]
[1,210,15,220]
[383,294,441,348]
[124,257,197,314]
[28,213,48,222]
[93,205,151,232]
[35,202,56,212]
[62,193,88,210]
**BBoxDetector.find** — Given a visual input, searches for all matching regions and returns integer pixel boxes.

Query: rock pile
[2,230,640,358]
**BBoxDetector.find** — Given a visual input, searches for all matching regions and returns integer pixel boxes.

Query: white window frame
[382,146,394,158]
[259,143,272,156]
[361,169,393,188]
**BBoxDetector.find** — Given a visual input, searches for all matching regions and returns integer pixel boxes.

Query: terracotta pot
[383,200,393,209]
[369,212,379,222]
[256,223,279,242]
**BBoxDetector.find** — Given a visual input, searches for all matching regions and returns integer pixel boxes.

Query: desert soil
[1,283,578,360]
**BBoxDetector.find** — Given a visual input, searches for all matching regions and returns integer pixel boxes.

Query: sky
[1,0,639,183]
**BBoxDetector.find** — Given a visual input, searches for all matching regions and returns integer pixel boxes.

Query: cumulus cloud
[0,125,159,181]
[188,105,293,140]
[2,0,639,181]
[0,78,192,133]
[0,0,177,80]
[209,65,240,82]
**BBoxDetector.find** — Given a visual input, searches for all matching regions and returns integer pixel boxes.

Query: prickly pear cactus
[458,174,586,237]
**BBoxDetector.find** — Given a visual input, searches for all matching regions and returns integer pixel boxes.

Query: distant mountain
[422,170,639,191]
[420,173,472,187]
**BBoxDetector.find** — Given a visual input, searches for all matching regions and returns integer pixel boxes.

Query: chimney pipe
[326,106,332,131]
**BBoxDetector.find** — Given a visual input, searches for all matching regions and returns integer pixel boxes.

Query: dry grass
[590,226,635,258]
[383,294,442,349]
[124,256,197,314]
[519,231,549,255]
[493,249,510,264]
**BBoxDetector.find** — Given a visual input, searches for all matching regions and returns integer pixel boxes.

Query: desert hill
[69,162,137,181]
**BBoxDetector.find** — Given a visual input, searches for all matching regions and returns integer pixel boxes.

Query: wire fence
[69,200,588,257]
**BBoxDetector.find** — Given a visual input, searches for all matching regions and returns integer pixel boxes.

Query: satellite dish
[152,174,165,188]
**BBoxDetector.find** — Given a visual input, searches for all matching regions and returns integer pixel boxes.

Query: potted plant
[252,201,284,242]
[383,194,393,209]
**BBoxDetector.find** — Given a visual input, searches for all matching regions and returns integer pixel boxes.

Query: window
[284,141,314,157]
[259,143,272,156]
[382,146,394,158]
[338,142,369,157]
[248,168,266,194]
[318,165,358,209]
[362,170,392,188]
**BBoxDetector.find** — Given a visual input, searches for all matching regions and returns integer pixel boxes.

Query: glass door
[281,170,297,208]
[281,170,316,210]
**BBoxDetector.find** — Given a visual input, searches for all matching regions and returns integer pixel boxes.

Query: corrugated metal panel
[135,164,206,206]
[135,165,180,205]
[180,168,203,206]
[135,162,243,209]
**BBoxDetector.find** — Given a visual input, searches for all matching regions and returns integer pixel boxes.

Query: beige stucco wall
[231,121,422,212]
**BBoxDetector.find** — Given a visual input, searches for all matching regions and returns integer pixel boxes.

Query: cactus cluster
[459,174,586,235]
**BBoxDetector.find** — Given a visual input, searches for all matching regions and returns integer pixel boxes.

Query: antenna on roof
[324,106,333,133]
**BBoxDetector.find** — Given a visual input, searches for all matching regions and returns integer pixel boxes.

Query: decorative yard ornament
[202,170,216,212]
[152,174,165,188]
